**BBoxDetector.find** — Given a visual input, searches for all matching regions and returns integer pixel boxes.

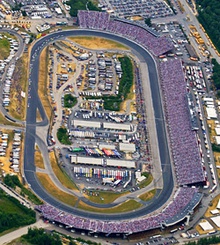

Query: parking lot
[100,0,173,19]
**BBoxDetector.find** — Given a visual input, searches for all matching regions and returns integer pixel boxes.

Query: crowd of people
[36,187,200,233]
[77,10,173,57]
[159,59,205,185]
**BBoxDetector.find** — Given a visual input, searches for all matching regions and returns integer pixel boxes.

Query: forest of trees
[66,0,101,17]
[3,174,42,204]
[185,235,220,245]
[0,189,36,233]
[211,58,220,91]
[197,0,220,52]
[22,228,62,245]
[57,127,71,145]
[21,228,102,245]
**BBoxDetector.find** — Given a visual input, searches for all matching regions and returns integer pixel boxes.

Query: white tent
[211,216,220,228]
[199,220,214,231]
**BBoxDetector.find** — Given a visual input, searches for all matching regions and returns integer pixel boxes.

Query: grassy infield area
[35,36,155,213]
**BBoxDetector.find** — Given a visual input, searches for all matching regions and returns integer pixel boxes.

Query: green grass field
[78,199,143,213]
[50,151,78,190]
[139,189,156,201]
[0,37,10,60]
[0,189,36,234]
[84,190,128,204]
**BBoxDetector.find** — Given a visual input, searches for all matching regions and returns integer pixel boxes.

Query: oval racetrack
[24,29,173,221]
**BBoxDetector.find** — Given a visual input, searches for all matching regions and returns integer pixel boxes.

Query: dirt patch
[69,36,129,50]
[8,55,28,120]
[34,145,45,169]
[38,46,52,121]
[0,130,16,175]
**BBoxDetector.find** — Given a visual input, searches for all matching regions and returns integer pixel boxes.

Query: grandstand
[159,59,205,185]
[36,187,202,234]
[77,10,173,56]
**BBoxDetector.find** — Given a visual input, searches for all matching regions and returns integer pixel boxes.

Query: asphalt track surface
[24,29,174,221]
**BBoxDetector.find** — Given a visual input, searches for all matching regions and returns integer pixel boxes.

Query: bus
[151,235,162,239]
[190,57,198,61]
[170,228,178,233]
[159,55,166,59]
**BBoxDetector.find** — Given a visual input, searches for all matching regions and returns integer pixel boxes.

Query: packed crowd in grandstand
[159,59,205,185]
[36,187,201,233]
[77,10,173,56]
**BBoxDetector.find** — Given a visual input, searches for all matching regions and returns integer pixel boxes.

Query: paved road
[1,219,50,245]
[24,29,173,221]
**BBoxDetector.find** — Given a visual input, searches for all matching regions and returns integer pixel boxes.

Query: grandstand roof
[106,159,135,168]
[103,122,131,131]
[72,120,101,128]
[165,192,203,226]
[119,143,136,152]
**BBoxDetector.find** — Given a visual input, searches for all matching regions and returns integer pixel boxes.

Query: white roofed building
[106,159,135,168]
[103,122,131,131]
[55,7,62,15]
[119,143,136,153]
[72,120,101,128]
[199,220,214,231]
[206,107,217,119]
[71,156,103,166]
[215,127,220,136]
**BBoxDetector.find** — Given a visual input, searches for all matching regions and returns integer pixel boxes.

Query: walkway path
[1,219,50,245]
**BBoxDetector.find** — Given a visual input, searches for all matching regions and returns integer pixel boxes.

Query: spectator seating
[36,187,200,233]
[159,59,205,185]
[77,10,173,56]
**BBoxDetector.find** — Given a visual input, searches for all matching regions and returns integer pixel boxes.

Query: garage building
[103,122,131,131]
[106,159,135,168]
[71,156,104,165]
[119,143,136,153]
[72,120,101,128]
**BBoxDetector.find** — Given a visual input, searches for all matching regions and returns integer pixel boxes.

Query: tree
[145,18,152,27]
[69,241,77,245]
[21,10,27,17]
[57,127,71,145]
[23,227,62,245]
[64,94,77,108]
[67,0,101,17]
[4,174,22,189]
